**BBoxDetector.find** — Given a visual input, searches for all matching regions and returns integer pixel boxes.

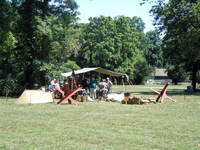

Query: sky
[75,0,156,33]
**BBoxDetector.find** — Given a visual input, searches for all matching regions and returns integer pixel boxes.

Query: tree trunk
[24,0,36,89]
[40,0,49,86]
[191,62,197,90]
[40,34,47,85]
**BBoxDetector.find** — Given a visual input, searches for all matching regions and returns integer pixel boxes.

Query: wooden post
[109,75,112,93]
[74,79,77,88]
[30,95,31,106]
[71,78,73,90]
[115,78,117,86]
[6,91,8,103]
[123,79,125,91]
[98,68,101,91]
[184,91,185,100]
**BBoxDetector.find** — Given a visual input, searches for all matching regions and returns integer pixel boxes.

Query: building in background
[147,68,172,84]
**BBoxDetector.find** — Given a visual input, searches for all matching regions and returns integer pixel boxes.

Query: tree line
[0,0,199,95]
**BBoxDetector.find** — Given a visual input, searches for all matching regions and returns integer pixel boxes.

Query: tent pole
[123,79,125,91]
[74,79,77,88]
[99,68,101,81]
[30,95,31,106]
[112,76,117,86]
[125,76,127,92]
[6,91,8,103]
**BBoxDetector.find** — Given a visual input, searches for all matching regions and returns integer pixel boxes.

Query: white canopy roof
[61,67,126,77]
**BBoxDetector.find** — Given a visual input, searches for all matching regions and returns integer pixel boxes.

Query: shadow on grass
[59,103,75,105]
[57,100,80,105]
[134,89,200,96]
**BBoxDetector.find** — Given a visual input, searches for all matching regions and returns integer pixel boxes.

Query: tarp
[16,90,53,104]
[107,93,125,102]
[61,67,125,77]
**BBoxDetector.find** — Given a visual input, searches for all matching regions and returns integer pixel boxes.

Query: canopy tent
[61,67,126,78]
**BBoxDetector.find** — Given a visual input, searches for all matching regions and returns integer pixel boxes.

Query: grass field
[0,84,200,150]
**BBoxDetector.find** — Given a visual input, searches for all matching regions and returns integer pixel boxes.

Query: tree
[0,0,80,95]
[148,0,200,89]
[79,16,118,68]
[79,15,152,84]
[0,1,20,94]
[0,1,18,78]
[166,63,189,85]
[145,31,163,67]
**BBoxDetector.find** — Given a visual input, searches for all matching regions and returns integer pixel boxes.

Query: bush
[0,75,23,96]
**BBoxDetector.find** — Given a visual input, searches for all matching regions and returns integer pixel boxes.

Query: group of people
[50,77,113,101]
[89,77,113,101]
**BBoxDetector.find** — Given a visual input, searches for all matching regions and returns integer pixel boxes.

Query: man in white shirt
[50,78,56,91]
[50,78,57,98]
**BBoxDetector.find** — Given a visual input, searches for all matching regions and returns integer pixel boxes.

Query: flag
[72,67,75,79]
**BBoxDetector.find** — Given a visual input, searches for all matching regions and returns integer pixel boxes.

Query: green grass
[0,84,200,150]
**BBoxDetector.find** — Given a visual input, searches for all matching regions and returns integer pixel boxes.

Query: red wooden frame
[55,84,82,105]
[150,83,176,103]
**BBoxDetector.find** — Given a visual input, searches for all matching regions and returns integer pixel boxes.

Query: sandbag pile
[77,95,88,102]
[121,96,156,105]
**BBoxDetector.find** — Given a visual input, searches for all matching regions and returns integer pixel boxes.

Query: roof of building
[151,68,168,77]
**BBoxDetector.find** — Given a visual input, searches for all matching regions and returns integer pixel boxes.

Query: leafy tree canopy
[142,0,200,89]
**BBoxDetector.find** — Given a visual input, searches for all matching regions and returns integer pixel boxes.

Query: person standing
[54,80,61,98]
[50,78,56,99]
[106,77,113,95]
[50,79,56,90]
[98,79,106,102]
[89,77,98,99]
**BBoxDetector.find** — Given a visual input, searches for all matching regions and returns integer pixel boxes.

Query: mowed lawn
[0,84,200,150]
